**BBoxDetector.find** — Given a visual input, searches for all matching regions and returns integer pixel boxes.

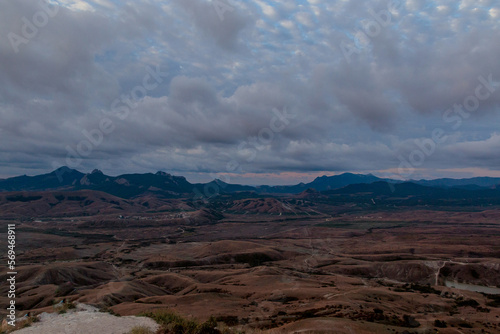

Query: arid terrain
[1,186,499,333]
[3,0,500,330]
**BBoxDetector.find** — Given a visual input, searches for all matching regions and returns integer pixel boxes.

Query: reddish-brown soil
[1,192,499,333]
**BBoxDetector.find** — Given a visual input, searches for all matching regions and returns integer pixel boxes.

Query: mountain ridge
[1,167,499,199]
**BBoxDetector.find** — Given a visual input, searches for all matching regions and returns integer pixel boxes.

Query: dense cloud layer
[1,0,500,184]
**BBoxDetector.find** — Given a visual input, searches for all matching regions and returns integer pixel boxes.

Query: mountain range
[1,167,499,199]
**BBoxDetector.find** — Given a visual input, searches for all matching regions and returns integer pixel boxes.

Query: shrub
[215,316,239,327]
[127,326,155,334]
[434,319,447,328]
[142,310,198,334]
[143,310,241,334]
[458,321,473,328]
[196,317,220,334]
[56,300,76,314]
[455,297,479,308]
[403,315,420,328]
[101,307,121,316]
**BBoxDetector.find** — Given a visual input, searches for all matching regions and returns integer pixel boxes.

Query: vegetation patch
[455,297,479,308]
[127,326,156,334]
[142,310,225,334]
[6,195,42,202]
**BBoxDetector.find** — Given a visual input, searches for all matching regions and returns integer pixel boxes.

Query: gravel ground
[12,304,159,334]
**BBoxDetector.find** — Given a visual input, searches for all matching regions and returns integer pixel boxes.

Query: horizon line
[1,166,500,188]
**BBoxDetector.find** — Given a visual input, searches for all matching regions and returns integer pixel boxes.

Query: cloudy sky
[1,0,500,185]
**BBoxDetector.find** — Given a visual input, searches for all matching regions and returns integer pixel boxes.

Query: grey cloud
[1,0,500,180]
[445,133,500,166]
[173,0,252,51]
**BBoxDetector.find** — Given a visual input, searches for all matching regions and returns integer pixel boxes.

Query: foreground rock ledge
[12,304,159,334]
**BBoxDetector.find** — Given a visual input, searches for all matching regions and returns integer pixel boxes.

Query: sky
[1,0,500,185]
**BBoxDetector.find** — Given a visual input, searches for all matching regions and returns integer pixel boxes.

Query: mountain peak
[54,166,75,173]
[51,166,83,176]
[91,169,103,175]
[213,179,228,185]
[155,171,171,177]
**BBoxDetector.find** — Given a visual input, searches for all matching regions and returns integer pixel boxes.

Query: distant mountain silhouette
[413,177,500,189]
[0,167,84,191]
[322,181,500,206]
[193,179,256,194]
[1,167,500,199]
[307,173,382,191]
[0,168,192,198]
[257,173,383,193]
[78,171,193,198]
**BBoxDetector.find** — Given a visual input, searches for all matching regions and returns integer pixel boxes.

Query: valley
[1,183,499,333]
